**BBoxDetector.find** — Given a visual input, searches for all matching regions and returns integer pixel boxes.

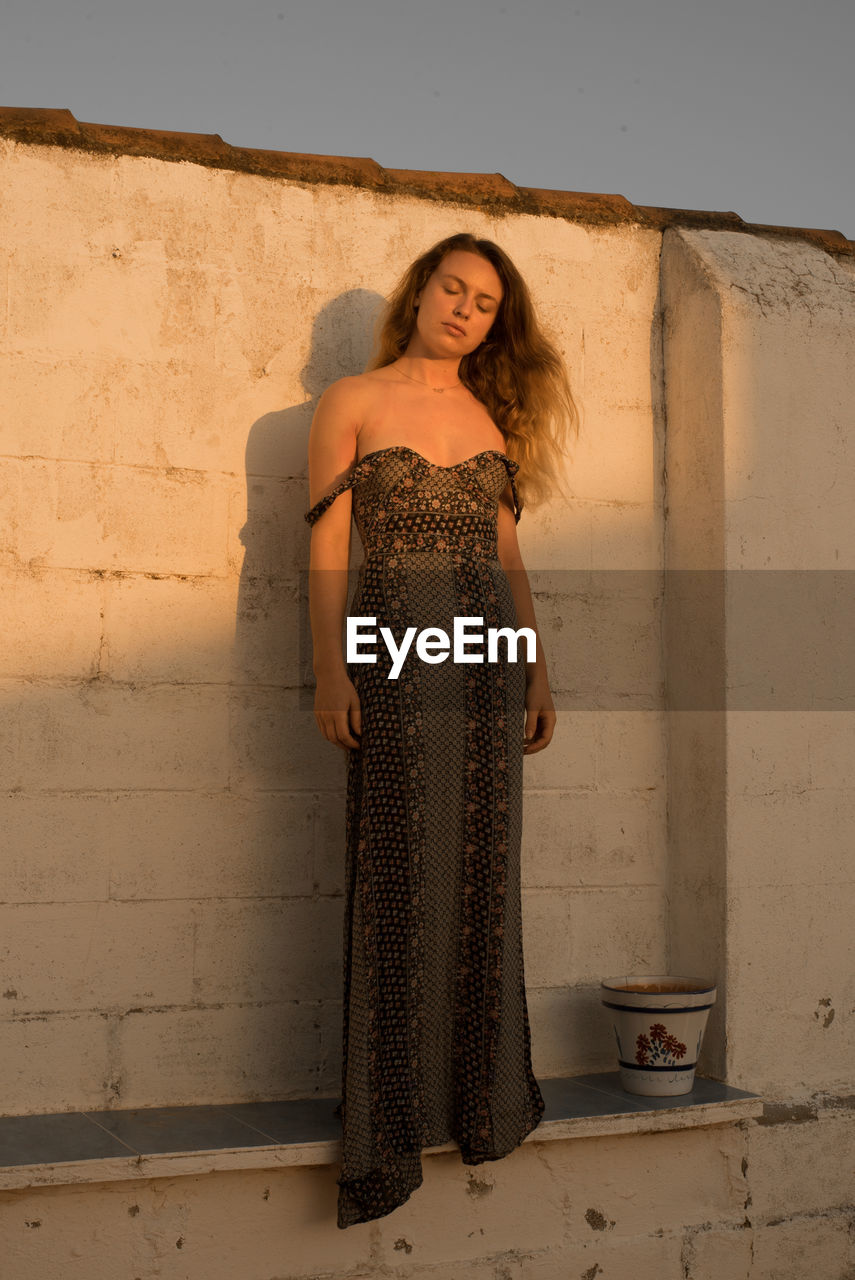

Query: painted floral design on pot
[635,1022,687,1067]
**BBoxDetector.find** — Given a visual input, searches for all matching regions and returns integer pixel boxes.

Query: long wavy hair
[368,232,579,509]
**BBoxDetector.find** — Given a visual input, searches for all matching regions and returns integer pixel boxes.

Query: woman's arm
[496,495,556,755]
[307,380,363,751]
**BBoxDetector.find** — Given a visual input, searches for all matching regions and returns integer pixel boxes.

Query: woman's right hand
[314,670,362,751]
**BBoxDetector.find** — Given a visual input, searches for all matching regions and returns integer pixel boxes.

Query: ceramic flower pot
[600,975,717,1096]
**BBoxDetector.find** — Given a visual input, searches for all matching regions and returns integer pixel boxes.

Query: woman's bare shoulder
[309,370,396,468]
[317,369,395,416]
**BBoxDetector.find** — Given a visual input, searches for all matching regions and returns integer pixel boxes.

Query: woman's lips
[443,321,466,337]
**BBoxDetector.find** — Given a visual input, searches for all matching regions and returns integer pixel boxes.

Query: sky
[2,0,853,238]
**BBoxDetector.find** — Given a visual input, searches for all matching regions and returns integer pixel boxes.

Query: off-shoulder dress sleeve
[501,455,522,524]
[304,459,372,527]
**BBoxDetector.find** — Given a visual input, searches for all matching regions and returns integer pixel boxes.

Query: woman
[305,232,577,1228]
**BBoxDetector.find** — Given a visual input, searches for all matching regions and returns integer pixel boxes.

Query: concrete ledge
[0,1073,762,1191]
[0,106,851,252]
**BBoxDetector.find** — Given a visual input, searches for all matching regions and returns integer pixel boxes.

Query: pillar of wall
[662,226,855,1096]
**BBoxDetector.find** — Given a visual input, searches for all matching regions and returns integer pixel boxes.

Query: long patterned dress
[305,444,544,1229]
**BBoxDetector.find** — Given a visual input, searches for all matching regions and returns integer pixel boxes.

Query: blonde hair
[368,232,579,510]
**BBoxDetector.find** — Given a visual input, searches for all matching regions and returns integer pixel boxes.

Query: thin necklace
[392,363,462,394]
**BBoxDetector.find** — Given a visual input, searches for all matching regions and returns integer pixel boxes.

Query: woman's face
[412,250,503,358]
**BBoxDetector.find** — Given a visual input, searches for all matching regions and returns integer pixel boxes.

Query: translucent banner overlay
[299,570,855,711]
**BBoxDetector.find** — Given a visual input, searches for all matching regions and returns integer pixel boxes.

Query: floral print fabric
[306,446,544,1228]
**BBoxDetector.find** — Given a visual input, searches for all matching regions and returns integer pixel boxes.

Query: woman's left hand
[523,677,556,754]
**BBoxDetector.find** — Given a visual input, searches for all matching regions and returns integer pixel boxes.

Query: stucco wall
[0,134,667,1113]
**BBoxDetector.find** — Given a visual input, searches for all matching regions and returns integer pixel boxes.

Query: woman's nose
[453,295,471,318]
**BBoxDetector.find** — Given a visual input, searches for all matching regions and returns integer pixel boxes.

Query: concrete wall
[0,131,666,1114]
[2,1114,853,1279]
[1,114,854,1277]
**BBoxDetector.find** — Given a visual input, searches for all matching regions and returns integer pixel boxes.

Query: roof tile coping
[1,107,851,256]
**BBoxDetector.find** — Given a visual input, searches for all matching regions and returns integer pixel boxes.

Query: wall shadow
[229,288,385,1100]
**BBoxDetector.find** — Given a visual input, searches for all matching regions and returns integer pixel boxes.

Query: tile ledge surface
[0,1073,762,1191]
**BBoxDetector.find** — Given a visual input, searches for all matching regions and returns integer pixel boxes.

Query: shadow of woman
[227,287,385,1101]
